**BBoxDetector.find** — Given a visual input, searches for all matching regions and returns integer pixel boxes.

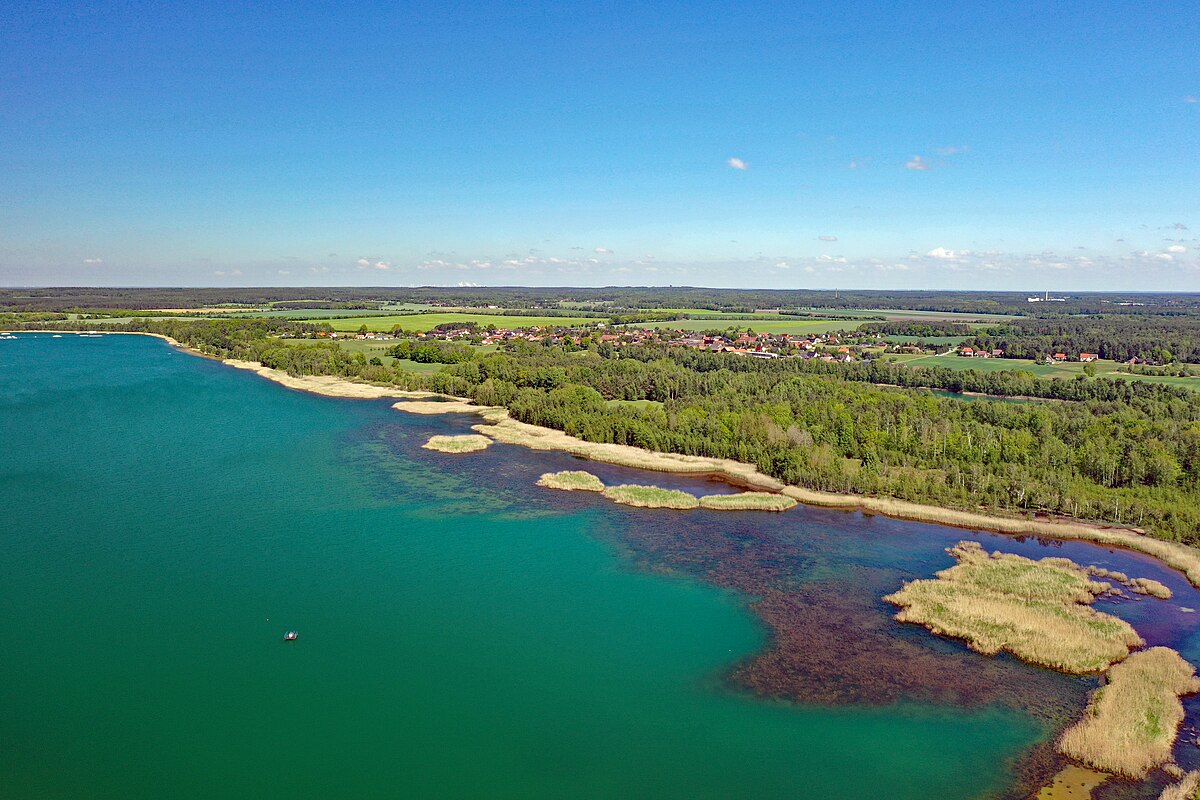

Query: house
[1052,353,1067,362]
[959,346,975,357]
[1079,353,1098,362]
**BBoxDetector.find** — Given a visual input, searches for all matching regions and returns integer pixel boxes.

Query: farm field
[889,353,1200,389]
[323,313,598,332]
[620,318,856,335]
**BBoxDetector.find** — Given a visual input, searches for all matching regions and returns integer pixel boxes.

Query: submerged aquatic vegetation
[536,470,605,492]
[1059,647,1200,778]
[698,492,798,511]
[422,434,492,453]
[885,541,1144,674]
[602,484,699,510]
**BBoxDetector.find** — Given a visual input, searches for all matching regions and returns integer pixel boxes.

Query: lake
[3,333,1197,799]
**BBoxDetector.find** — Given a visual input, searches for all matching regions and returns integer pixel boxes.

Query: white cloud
[456,281,479,287]
[818,235,838,242]
[356,258,370,267]
[82,257,103,264]
[727,157,748,170]
[848,160,859,169]
[926,247,966,259]
[277,269,291,275]
[213,269,243,277]
[1186,96,1198,103]
[594,247,612,254]
[905,155,931,171]
[936,145,968,156]
[1168,245,1187,253]
[373,261,390,270]
[1155,253,1174,261]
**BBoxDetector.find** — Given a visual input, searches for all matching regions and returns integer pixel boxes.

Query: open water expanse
[4,333,1200,799]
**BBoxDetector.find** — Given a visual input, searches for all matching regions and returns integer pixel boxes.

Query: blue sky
[1,1,1197,289]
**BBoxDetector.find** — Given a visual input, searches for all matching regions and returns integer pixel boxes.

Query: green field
[323,313,599,332]
[889,353,1200,390]
[621,318,857,335]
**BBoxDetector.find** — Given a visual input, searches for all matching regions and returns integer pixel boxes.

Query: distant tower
[1045,290,1050,301]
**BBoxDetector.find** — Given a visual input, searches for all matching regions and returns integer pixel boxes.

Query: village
[311,322,893,362]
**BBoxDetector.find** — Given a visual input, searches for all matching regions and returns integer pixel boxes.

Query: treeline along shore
[14,317,1200,560]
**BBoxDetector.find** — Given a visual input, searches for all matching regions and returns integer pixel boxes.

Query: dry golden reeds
[886,542,1143,674]
[601,484,699,510]
[1059,647,1200,778]
[421,434,492,453]
[698,492,798,511]
[536,471,605,492]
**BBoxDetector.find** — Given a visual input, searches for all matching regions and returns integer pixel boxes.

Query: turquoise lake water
[3,333,1196,799]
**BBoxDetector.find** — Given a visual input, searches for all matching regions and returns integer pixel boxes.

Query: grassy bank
[601,484,699,510]
[885,541,1144,674]
[422,434,492,453]
[1059,647,1200,778]
[698,492,798,511]
[537,471,605,492]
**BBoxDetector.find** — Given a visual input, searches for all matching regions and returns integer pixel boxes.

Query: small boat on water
[283,631,299,641]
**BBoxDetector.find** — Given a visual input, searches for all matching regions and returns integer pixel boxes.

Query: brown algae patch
[885,541,1143,674]
[1034,765,1109,800]
[422,434,492,453]
[537,471,605,492]
[602,484,699,510]
[1059,647,1200,778]
[698,492,797,512]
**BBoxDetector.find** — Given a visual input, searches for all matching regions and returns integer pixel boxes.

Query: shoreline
[37,333,1200,590]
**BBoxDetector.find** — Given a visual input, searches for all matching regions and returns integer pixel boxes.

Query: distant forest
[3,286,1200,316]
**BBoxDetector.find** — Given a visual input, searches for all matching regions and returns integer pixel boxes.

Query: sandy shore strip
[90,344,1200,590]
[222,359,442,400]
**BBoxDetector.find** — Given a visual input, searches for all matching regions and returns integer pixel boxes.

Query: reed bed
[698,492,798,511]
[601,484,700,510]
[886,542,1143,674]
[1158,770,1200,800]
[393,400,493,415]
[1059,647,1200,778]
[1129,578,1173,599]
[537,470,605,492]
[421,434,492,453]
[1087,568,1173,600]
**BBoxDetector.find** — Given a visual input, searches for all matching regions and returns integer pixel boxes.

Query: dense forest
[18,317,1200,545]
[965,317,1200,363]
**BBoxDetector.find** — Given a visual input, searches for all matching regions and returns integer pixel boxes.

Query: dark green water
[0,333,1154,799]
